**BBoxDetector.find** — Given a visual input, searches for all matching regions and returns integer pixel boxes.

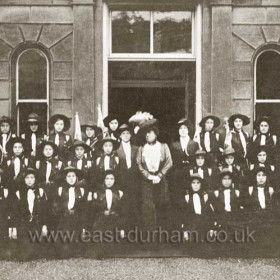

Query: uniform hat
[103,114,119,128]
[254,116,271,131]
[195,149,207,157]
[199,115,220,128]
[26,113,41,124]
[223,147,236,157]
[48,114,71,131]
[219,168,234,178]
[69,140,91,153]
[94,134,120,151]
[61,166,84,180]
[38,141,58,157]
[0,116,14,126]
[104,169,116,178]
[190,173,203,182]
[252,166,267,177]
[228,114,250,127]
[81,122,102,135]
[22,167,37,178]
[119,124,132,134]
[6,137,28,153]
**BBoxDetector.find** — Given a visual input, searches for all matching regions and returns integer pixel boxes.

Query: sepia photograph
[0,0,279,279]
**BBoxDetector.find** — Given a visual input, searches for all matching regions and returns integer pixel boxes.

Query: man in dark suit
[116,124,139,228]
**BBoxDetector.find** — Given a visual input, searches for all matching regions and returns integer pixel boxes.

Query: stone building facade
[0,0,279,134]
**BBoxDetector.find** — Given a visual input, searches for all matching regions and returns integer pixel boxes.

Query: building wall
[203,0,280,132]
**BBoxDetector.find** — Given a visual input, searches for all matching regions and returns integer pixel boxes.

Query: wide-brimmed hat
[38,141,58,157]
[252,166,267,177]
[119,124,132,134]
[103,114,119,128]
[0,116,14,127]
[254,116,271,132]
[69,140,91,153]
[219,168,234,178]
[48,114,71,131]
[26,113,41,124]
[178,118,191,129]
[223,147,236,157]
[81,122,102,134]
[228,114,250,127]
[190,173,203,182]
[6,137,28,153]
[61,166,84,180]
[199,115,220,128]
[94,135,120,151]
[195,149,207,157]
[137,119,159,137]
[22,167,37,178]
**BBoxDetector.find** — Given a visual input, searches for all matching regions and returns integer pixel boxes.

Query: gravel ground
[0,258,280,280]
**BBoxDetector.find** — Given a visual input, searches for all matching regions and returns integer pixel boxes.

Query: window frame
[103,3,202,122]
[108,10,196,60]
[16,48,50,135]
[254,48,280,121]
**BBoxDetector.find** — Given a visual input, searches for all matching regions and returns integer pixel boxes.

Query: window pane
[153,11,192,53]
[18,103,48,134]
[112,11,150,53]
[256,51,280,99]
[18,50,47,99]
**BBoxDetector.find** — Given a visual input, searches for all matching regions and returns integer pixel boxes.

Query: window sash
[109,10,195,59]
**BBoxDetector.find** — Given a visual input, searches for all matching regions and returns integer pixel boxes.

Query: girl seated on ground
[90,169,125,239]
[181,173,215,241]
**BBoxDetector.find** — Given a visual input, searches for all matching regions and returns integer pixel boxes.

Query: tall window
[104,7,198,135]
[16,49,49,134]
[255,50,280,134]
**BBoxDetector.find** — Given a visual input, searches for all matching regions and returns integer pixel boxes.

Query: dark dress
[91,185,126,233]
[0,185,10,238]
[16,186,48,238]
[54,181,87,233]
[47,132,72,162]
[170,139,199,204]
[181,190,215,235]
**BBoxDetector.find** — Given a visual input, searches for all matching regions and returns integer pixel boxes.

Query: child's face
[259,121,269,134]
[179,125,188,137]
[75,146,85,158]
[196,156,205,167]
[205,119,214,132]
[30,124,38,133]
[225,155,235,165]
[43,145,54,158]
[54,119,64,133]
[25,174,35,187]
[256,171,267,185]
[109,119,118,131]
[146,130,157,143]
[234,118,243,130]
[222,175,232,188]
[105,174,115,188]
[103,142,113,155]
[120,130,131,143]
[191,179,201,192]
[85,127,95,138]
[13,143,24,156]
[257,151,267,164]
[66,172,77,185]
[1,122,10,134]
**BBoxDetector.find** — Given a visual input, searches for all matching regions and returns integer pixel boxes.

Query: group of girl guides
[0,110,278,241]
